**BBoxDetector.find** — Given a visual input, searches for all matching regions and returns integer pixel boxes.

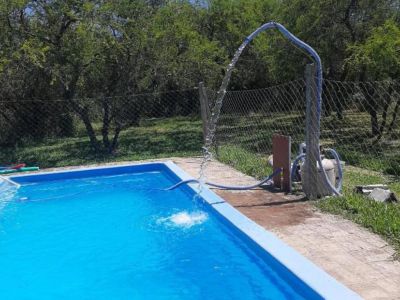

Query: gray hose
[290,153,306,182]
[165,168,282,191]
[290,149,343,195]
[324,148,343,193]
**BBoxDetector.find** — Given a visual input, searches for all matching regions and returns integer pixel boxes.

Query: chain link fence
[1,79,399,193]
[0,89,204,167]
[211,79,400,195]
[321,80,400,177]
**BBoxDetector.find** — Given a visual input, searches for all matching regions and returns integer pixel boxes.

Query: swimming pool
[0,162,359,299]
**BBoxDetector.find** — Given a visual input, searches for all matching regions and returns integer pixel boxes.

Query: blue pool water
[0,167,320,299]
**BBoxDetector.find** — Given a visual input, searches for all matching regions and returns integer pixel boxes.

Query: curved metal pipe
[244,22,339,195]
[172,22,338,196]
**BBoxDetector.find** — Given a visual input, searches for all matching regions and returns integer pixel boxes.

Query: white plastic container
[301,158,336,197]
[318,158,336,196]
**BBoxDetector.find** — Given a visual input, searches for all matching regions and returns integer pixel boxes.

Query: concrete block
[368,188,398,203]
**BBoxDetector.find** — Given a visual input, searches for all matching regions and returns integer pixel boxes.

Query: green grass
[317,195,400,257]
[217,110,400,176]
[214,144,400,255]
[214,110,400,253]
[0,117,203,168]
[216,145,272,179]
[316,167,400,256]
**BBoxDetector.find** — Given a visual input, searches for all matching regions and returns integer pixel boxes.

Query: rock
[355,184,389,195]
[368,188,398,203]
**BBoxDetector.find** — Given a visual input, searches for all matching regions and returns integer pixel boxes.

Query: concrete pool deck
[16,157,399,299]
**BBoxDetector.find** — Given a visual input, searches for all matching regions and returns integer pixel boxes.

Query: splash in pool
[157,211,208,228]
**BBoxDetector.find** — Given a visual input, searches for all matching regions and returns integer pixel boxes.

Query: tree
[1,1,155,153]
[200,0,278,89]
[272,0,399,120]
[276,0,398,80]
[346,19,400,136]
[142,1,226,91]
[1,0,400,152]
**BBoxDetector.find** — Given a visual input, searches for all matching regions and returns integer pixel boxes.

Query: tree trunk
[109,125,122,154]
[376,96,391,140]
[344,0,357,42]
[364,91,379,136]
[370,110,379,136]
[387,98,400,134]
[101,98,111,149]
[67,96,100,152]
[360,74,379,136]
[78,105,100,152]
[62,71,100,152]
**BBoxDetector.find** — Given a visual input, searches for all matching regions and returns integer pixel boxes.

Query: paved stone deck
[21,157,400,299]
[172,157,400,300]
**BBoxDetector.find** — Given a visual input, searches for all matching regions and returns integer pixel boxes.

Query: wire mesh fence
[212,79,400,194]
[0,89,204,167]
[321,80,400,177]
[0,79,399,191]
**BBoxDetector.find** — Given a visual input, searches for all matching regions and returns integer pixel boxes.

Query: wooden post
[199,82,211,143]
[272,134,292,192]
[303,64,319,199]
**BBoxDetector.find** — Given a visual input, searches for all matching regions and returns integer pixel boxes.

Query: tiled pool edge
[10,161,361,300]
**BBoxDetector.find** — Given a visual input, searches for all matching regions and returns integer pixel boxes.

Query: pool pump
[291,143,343,197]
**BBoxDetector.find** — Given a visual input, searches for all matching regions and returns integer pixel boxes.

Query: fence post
[303,64,319,199]
[199,82,210,143]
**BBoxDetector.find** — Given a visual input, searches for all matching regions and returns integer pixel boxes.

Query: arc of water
[199,21,340,196]
[0,175,20,188]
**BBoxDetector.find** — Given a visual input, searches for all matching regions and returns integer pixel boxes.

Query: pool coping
[9,161,361,299]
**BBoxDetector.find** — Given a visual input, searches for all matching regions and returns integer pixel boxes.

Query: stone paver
[172,157,400,300]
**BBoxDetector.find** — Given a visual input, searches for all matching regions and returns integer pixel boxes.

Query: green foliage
[272,0,398,79]
[202,0,278,88]
[1,0,398,93]
[1,0,399,152]
[143,1,226,90]
[346,20,400,80]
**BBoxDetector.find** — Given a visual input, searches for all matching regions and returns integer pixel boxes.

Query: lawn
[317,167,400,256]
[214,109,400,254]
[216,110,400,176]
[0,117,203,168]
[216,144,400,256]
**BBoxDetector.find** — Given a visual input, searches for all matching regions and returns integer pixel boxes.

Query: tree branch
[343,0,357,42]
